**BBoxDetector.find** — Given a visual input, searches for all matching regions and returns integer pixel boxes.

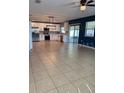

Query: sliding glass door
[69,25,79,43]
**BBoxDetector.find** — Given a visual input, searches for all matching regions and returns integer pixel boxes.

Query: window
[85,21,95,37]
[60,27,65,33]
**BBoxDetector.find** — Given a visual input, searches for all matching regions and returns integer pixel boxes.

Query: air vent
[35,0,41,3]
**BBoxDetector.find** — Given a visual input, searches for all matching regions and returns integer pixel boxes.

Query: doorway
[69,25,80,43]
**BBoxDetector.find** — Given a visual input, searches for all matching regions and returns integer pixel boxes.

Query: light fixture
[80,5,86,11]
[48,16,54,23]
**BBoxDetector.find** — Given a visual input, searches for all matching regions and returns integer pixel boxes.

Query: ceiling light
[80,5,86,11]
[48,16,54,23]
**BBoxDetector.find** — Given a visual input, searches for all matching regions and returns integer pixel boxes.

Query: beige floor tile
[32,67,44,73]
[57,83,78,93]
[57,65,73,73]
[46,89,58,93]
[51,74,70,87]
[35,78,56,93]
[46,66,59,71]
[78,70,92,78]
[47,68,63,77]
[33,71,50,83]
[29,83,37,93]
[68,63,83,71]
[85,75,95,86]
[72,78,95,93]
[64,71,83,82]
[55,62,67,67]
[77,66,94,78]
[29,71,34,83]
[30,75,34,84]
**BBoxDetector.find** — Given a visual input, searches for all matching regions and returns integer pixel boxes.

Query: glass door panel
[74,25,79,43]
[69,26,75,42]
[69,25,79,43]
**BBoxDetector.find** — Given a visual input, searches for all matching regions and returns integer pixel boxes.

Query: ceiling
[29,0,95,23]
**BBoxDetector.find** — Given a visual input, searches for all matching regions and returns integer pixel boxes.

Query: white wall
[29,21,32,50]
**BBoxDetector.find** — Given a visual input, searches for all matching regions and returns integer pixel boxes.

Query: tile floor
[29,41,95,93]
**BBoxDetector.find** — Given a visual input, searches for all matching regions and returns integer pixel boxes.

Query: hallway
[29,41,95,93]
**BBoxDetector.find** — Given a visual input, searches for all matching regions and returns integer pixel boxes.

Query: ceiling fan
[64,0,95,11]
[80,0,95,11]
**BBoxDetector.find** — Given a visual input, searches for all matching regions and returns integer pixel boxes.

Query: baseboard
[78,44,95,50]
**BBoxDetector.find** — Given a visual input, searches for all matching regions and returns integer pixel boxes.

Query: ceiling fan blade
[87,4,95,6]
[87,0,94,4]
